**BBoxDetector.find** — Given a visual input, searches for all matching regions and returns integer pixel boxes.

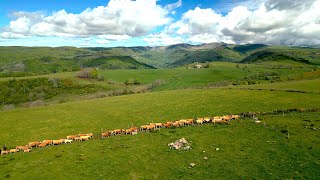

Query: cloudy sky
[0,0,319,47]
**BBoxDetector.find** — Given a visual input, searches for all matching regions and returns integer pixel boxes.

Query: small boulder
[189,163,195,167]
[203,157,208,160]
[215,148,219,151]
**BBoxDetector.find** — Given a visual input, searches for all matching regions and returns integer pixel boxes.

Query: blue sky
[0,0,319,47]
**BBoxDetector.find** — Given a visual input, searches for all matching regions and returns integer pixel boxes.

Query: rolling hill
[0,44,319,76]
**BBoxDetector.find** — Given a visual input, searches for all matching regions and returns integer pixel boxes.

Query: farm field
[0,87,320,179]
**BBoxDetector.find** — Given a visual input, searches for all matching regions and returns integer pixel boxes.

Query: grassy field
[233,79,320,93]
[0,87,320,179]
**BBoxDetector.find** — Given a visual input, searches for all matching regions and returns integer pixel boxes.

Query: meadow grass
[0,88,319,147]
[233,79,320,93]
[0,112,319,179]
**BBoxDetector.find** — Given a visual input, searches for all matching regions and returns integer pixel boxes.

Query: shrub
[133,78,142,85]
[29,100,45,107]
[2,104,15,111]
[151,79,165,89]
[77,68,99,79]
[125,79,134,85]
[107,79,115,84]
[97,74,105,81]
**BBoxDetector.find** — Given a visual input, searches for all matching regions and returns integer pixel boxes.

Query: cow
[1,150,9,155]
[222,115,231,121]
[67,135,77,140]
[108,131,115,136]
[101,132,110,138]
[154,123,163,129]
[114,129,122,135]
[29,141,40,147]
[203,117,211,123]
[86,133,94,138]
[212,118,223,123]
[53,140,64,145]
[125,129,133,135]
[148,124,156,130]
[231,115,240,120]
[140,125,149,131]
[42,140,53,146]
[23,149,31,153]
[16,146,29,151]
[10,149,18,153]
[196,118,204,125]
[172,122,180,127]
[38,143,47,148]
[80,136,90,141]
[185,119,194,126]
[179,120,187,126]
[164,123,172,128]
[130,127,138,131]
[64,139,73,143]
[74,137,81,141]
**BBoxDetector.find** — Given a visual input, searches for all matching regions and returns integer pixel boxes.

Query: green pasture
[0,88,319,146]
[234,79,320,93]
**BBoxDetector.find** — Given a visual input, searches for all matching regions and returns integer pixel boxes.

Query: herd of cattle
[1,114,240,156]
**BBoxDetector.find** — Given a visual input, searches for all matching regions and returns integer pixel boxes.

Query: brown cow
[10,149,18,153]
[114,129,122,135]
[1,150,10,155]
[23,149,31,153]
[196,118,204,125]
[203,117,211,123]
[231,115,240,119]
[74,137,81,141]
[42,140,53,145]
[29,141,40,147]
[80,136,90,141]
[78,134,87,137]
[148,124,156,130]
[154,123,163,129]
[67,135,77,140]
[140,125,149,131]
[185,119,194,125]
[222,115,232,121]
[86,133,94,138]
[16,146,29,151]
[38,143,47,148]
[53,140,64,145]
[164,123,172,128]
[101,132,110,138]
[172,122,180,127]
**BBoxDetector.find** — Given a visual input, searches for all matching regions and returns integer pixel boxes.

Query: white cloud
[168,0,320,46]
[97,34,131,41]
[0,32,30,39]
[96,39,110,44]
[165,0,182,11]
[143,33,183,46]
[1,0,171,39]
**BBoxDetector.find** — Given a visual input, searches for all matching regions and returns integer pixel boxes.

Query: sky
[0,0,319,47]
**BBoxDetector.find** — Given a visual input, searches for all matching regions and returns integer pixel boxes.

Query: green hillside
[0,88,319,179]
[1,44,319,77]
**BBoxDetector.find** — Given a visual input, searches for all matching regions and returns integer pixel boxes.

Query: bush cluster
[0,78,100,105]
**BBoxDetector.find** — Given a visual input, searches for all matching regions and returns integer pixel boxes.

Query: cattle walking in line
[4,113,242,156]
